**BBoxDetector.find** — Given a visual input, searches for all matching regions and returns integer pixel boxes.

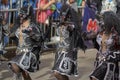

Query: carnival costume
[8,22,42,72]
[88,11,120,80]
[8,5,43,73]
[52,3,85,77]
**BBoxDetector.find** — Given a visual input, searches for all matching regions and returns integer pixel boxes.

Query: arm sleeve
[30,26,43,42]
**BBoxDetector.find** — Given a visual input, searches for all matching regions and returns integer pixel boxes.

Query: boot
[0,54,8,61]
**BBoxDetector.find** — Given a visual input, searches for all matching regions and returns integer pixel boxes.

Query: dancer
[8,5,43,80]
[52,0,86,80]
[85,11,120,80]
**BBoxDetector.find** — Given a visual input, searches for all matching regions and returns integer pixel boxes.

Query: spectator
[23,0,35,7]
[0,0,10,61]
[52,1,62,20]
[36,0,56,48]
[36,0,49,24]
[77,0,82,6]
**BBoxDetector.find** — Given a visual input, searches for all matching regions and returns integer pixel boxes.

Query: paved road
[0,49,97,80]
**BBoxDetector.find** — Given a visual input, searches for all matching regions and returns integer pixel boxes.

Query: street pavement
[0,49,97,80]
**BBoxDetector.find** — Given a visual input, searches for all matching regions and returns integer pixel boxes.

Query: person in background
[81,0,85,16]
[23,0,36,16]
[36,0,49,26]
[52,0,62,20]
[23,0,36,8]
[0,0,10,61]
[77,0,83,6]
[36,0,56,49]
[116,0,120,18]
[36,0,56,27]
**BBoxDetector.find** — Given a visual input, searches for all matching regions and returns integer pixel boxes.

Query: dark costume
[88,11,120,80]
[8,22,42,72]
[52,2,85,77]
[90,31,120,80]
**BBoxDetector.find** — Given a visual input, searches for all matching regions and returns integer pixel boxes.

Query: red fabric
[87,19,98,32]
[36,0,48,23]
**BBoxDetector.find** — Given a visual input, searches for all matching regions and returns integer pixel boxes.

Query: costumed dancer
[8,5,43,80]
[52,0,86,80]
[85,11,120,80]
